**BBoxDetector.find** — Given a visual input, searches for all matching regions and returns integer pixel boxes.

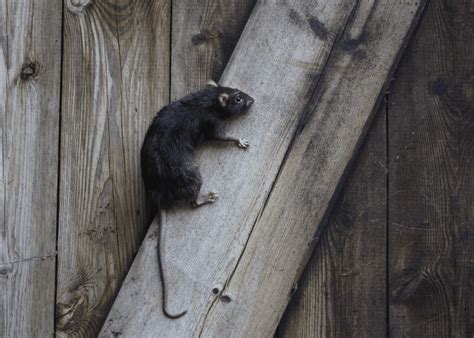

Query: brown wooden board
[56,0,170,336]
[388,0,474,336]
[101,0,426,336]
[0,0,62,336]
[278,106,387,337]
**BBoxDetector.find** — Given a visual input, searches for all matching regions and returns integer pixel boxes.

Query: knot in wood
[20,62,38,81]
[191,29,215,46]
[66,0,92,14]
[0,265,13,277]
[56,285,90,334]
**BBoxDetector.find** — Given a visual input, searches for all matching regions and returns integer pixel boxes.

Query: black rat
[140,80,254,319]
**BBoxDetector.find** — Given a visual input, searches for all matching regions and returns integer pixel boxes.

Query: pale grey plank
[56,0,170,336]
[0,0,62,336]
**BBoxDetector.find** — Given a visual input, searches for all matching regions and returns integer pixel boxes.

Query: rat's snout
[246,97,255,108]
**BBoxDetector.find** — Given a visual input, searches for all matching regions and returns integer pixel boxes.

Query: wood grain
[278,106,387,337]
[56,0,170,336]
[388,0,474,336]
[0,0,62,336]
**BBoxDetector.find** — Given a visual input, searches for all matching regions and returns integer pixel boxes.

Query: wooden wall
[56,1,170,336]
[388,1,474,335]
[2,0,255,336]
[1,1,62,336]
[1,0,472,337]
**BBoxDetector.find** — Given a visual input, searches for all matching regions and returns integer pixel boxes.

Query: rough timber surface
[56,0,170,336]
[101,0,426,336]
[278,107,387,337]
[0,0,62,337]
[388,0,474,336]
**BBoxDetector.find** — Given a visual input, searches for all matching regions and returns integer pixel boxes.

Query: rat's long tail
[157,208,188,319]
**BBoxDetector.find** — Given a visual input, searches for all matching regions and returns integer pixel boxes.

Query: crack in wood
[0,252,58,267]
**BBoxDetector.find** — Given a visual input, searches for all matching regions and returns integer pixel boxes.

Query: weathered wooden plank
[56,0,170,336]
[278,107,387,337]
[101,0,426,336]
[388,0,474,336]
[101,0,356,335]
[0,0,62,336]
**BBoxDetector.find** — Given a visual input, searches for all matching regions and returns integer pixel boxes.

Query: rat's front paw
[237,138,250,149]
[207,191,219,202]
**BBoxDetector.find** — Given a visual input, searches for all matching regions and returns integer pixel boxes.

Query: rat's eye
[235,96,242,103]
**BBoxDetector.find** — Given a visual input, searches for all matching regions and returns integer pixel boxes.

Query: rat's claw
[238,138,250,149]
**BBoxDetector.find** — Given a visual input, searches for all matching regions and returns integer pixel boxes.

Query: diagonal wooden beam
[278,105,388,337]
[100,0,427,336]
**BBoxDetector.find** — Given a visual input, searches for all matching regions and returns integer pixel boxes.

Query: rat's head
[208,80,254,117]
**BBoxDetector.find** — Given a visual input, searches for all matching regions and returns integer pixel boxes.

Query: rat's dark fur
[140,82,254,319]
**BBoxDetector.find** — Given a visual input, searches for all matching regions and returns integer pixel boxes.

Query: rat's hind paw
[237,138,250,149]
[192,191,219,208]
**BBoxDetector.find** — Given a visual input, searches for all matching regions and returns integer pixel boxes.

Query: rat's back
[140,103,201,209]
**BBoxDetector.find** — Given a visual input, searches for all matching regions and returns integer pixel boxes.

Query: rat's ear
[218,93,229,107]
[206,80,218,87]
